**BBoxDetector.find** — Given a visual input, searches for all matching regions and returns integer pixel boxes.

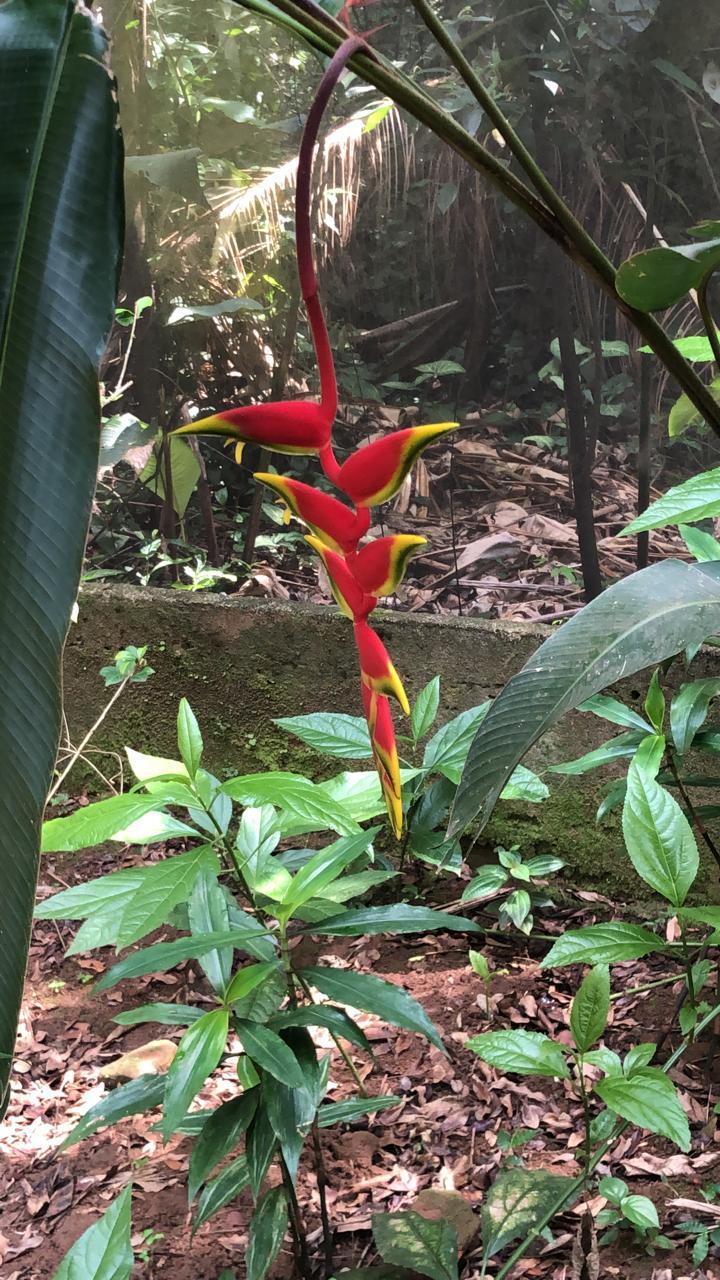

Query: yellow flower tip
[172,414,229,437]
[388,662,410,716]
[234,442,245,464]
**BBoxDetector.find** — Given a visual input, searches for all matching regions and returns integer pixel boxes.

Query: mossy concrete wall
[63,585,720,898]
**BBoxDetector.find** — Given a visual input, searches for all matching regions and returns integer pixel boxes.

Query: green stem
[494,996,720,1278]
[575,1053,593,1178]
[295,971,368,1096]
[698,271,720,373]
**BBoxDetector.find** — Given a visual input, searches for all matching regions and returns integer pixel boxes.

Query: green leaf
[246,1104,277,1198]
[423,704,491,783]
[620,1194,659,1232]
[412,677,441,743]
[641,334,720,363]
[53,1184,132,1280]
[95,927,275,990]
[163,1009,229,1139]
[139,436,201,519]
[188,1090,258,1201]
[0,0,123,1106]
[189,869,233,995]
[450,561,720,837]
[679,524,720,562]
[222,771,361,836]
[246,1187,289,1280]
[644,670,665,732]
[194,1155,249,1232]
[281,830,376,914]
[461,866,508,901]
[269,1005,371,1053]
[372,1211,457,1280]
[622,468,720,534]
[116,847,220,950]
[42,791,183,853]
[262,1030,323,1181]
[301,967,444,1052]
[304,905,481,937]
[125,748,189,784]
[274,712,372,759]
[501,765,549,802]
[671,679,720,754]
[624,1043,657,1074]
[60,1074,166,1151]
[596,1069,690,1151]
[113,1003,203,1028]
[318,1095,401,1126]
[632,733,665,781]
[317,870,398,903]
[177,698,203,777]
[549,731,646,776]
[36,868,145,921]
[467,1030,569,1078]
[224,962,280,1007]
[542,923,662,967]
[524,855,565,877]
[236,1020,305,1088]
[315,768,418,827]
[599,1176,628,1205]
[233,968,287,1023]
[622,759,699,905]
[616,236,720,312]
[680,904,720,928]
[481,1168,578,1259]
[125,148,205,203]
[570,966,610,1053]
[502,889,531,929]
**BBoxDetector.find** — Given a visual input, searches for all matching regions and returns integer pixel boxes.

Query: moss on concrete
[63,585,720,900]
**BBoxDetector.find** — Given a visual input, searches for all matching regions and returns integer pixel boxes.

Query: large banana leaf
[0,1,123,1111]
[448,561,720,837]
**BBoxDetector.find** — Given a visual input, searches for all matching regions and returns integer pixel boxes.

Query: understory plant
[40,699,481,1274]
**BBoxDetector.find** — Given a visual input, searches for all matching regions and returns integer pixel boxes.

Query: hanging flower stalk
[177,38,458,836]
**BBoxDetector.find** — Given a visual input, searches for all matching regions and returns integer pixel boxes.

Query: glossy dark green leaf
[671,678,720,754]
[622,759,698,905]
[188,1090,258,1201]
[460,866,508,901]
[304,905,481,937]
[53,1184,132,1280]
[549,731,646,776]
[188,869,233,995]
[60,1074,166,1151]
[246,1103,278,1199]
[113,1003,204,1028]
[280,829,376,913]
[301,967,444,1052]
[246,1187,289,1280]
[467,1030,569,1079]
[95,927,274,991]
[0,0,123,1106]
[450,561,720,837]
[269,1004,371,1053]
[162,1009,229,1139]
[622,468,720,533]
[262,1028,323,1182]
[318,1095,401,1126]
[194,1155,250,1232]
[224,963,280,1007]
[616,237,720,312]
[423,704,491,783]
[596,1069,690,1150]
[236,1020,305,1088]
[569,966,610,1053]
[372,1210,458,1280]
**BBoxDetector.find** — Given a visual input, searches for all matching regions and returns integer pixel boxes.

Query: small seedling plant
[40,699,482,1276]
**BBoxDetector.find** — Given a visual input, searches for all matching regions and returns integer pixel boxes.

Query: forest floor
[2,842,720,1279]
[237,418,692,624]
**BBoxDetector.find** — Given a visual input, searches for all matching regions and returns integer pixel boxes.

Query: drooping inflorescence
[177,38,458,836]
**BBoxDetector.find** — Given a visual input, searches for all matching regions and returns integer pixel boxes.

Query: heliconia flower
[305,535,371,620]
[254,472,367,554]
[353,534,427,597]
[174,400,332,459]
[336,422,459,507]
[362,686,403,838]
[354,618,409,714]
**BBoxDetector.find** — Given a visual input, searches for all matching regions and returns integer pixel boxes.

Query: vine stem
[235,0,720,437]
[493,995,720,1278]
[48,675,132,800]
[698,273,720,372]
[667,752,720,870]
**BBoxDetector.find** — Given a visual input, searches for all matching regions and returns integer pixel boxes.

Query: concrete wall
[62,585,720,898]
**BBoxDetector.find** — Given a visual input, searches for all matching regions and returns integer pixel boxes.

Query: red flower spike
[174,401,331,458]
[305,535,371,619]
[353,534,427,597]
[336,422,459,507]
[354,618,410,714]
[254,472,363,554]
[362,686,403,838]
